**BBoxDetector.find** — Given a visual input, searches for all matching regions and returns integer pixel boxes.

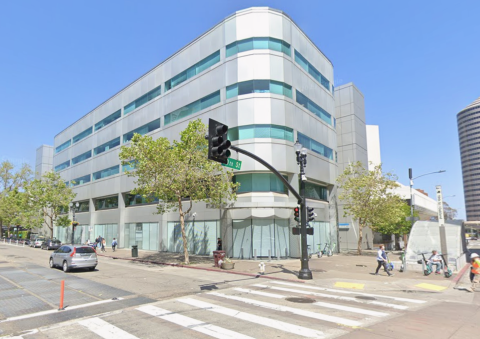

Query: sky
[1,0,479,219]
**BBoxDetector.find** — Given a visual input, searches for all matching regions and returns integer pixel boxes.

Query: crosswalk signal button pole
[208,118,231,164]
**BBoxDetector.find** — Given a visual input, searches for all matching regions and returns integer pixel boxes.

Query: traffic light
[307,207,315,222]
[208,118,231,164]
[294,207,300,222]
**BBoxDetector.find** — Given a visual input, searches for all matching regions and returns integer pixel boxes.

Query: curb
[98,254,305,284]
[453,263,470,285]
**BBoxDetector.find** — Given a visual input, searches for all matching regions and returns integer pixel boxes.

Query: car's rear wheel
[49,258,55,268]
[88,266,96,271]
[62,261,70,273]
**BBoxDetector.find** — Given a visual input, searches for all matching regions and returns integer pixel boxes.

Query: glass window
[165,51,220,91]
[73,127,93,144]
[164,91,220,125]
[72,150,92,165]
[125,194,159,207]
[54,160,70,172]
[94,196,118,210]
[77,200,90,212]
[227,80,292,99]
[94,137,120,156]
[305,182,328,200]
[226,84,238,99]
[294,50,330,91]
[123,85,161,115]
[226,37,291,58]
[95,109,121,131]
[92,165,119,181]
[296,90,332,126]
[228,124,294,142]
[234,174,288,194]
[122,160,137,172]
[123,119,161,143]
[297,132,334,160]
[55,140,71,154]
[71,174,91,187]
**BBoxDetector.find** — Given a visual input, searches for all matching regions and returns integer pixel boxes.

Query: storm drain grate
[286,297,316,303]
[355,296,376,300]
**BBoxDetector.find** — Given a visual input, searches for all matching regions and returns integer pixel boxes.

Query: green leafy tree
[26,171,76,238]
[373,202,419,250]
[119,119,238,264]
[0,161,33,236]
[443,201,458,220]
[337,162,405,254]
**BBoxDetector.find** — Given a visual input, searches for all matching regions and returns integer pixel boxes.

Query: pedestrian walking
[112,238,118,252]
[468,253,480,292]
[374,244,393,276]
[101,238,106,252]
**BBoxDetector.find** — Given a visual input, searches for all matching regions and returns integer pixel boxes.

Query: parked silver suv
[49,245,98,272]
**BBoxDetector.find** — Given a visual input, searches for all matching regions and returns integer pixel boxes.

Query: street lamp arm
[412,170,446,181]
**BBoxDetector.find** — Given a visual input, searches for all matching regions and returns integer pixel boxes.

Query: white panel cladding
[91,149,120,173]
[92,97,123,124]
[71,135,94,155]
[236,12,270,40]
[93,119,122,146]
[120,71,161,109]
[90,177,121,198]
[224,15,237,46]
[68,161,91,180]
[270,54,286,83]
[268,10,285,39]
[122,101,161,135]
[293,65,334,115]
[281,16,292,45]
[237,98,254,126]
[53,150,70,168]
[224,101,239,128]
[253,97,272,124]
[237,55,254,81]
[269,99,289,126]
[224,57,238,85]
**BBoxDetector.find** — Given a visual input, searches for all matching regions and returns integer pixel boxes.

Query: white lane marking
[249,285,388,317]
[233,287,284,298]
[78,317,139,339]
[209,292,362,327]
[137,305,255,339]
[179,298,325,338]
[271,281,426,304]
[0,298,124,323]
[253,284,407,311]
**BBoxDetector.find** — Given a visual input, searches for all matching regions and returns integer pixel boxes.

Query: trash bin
[131,245,138,257]
[213,250,226,267]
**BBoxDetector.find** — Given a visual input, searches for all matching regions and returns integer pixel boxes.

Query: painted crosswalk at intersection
[9,280,432,339]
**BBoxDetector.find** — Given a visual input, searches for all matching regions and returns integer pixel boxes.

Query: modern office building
[43,7,339,258]
[458,95,480,221]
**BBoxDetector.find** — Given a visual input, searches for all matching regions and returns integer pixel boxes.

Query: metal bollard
[16,240,19,246]
[240,247,243,260]
[254,249,257,261]
[268,249,271,262]
[285,248,288,258]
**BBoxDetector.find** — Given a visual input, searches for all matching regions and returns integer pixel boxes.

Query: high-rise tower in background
[458,96,480,221]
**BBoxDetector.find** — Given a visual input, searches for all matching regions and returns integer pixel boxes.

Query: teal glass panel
[237,38,253,53]
[228,127,239,141]
[253,37,269,49]
[94,137,120,155]
[282,41,291,55]
[164,91,220,125]
[72,127,93,144]
[226,84,238,99]
[71,174,90,187]
[267,38,281,52]
[94,196,118,210]
[124,85,161,115]
[270,174,288,194]
[122,160,137,172]
[77,200,89,212]
[125,194,159,207]
[226,42,237,57]
[254,125,270,138]
[283,84,292,98]
[294,50,330,91]
[305,182,328,200]
[297,132,334,160]
[54,160,70,172]
[270,126,285,140]
[253,80,269,93]
[269,81,283,95]
[165,51,220,92]
[234,174,252,193]
[123,119,161,143]
[238,126,254,139]
[284,127,294,142]
[235,174,287,193]
[226,37,291,57]
[72,150,92,165]
[55,140,71,154]
[253,174,270,192]
[92,165,119,181]
[95,109,121,131]
[296,90,332,125]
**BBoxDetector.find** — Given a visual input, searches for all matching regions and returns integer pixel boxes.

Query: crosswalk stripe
[271,281,426,304]
[209,292,362,327]
[179,298,326,338]
[136,305,255,339]
[252,284,408,310]
[78,317,139,339]
[248,285,388,317]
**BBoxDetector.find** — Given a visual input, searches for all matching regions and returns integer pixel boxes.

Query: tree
[119,119,238,264]
[337,162,405,255]
[0,161,33,236]
[443,201,458,220]
[373,202,419,250]
[26,171,76,238]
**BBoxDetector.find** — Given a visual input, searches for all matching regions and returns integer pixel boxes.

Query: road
[1,242,479,338]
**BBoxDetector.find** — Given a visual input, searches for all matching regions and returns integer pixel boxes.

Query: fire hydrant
[259,262,265,275]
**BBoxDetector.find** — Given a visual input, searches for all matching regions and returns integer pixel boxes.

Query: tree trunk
[357,222,363,255]
[178,198,190,265]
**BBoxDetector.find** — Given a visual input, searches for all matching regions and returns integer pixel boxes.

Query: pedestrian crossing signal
[292,227,300,235]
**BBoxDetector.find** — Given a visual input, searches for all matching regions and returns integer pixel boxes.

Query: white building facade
[46,8,338,258]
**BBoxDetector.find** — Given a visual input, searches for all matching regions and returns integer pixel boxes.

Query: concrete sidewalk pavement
[97,248,472,294]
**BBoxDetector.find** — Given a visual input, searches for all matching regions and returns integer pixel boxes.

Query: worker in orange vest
[468,253,480,292]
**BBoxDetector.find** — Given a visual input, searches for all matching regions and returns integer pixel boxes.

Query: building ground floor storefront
[53,216,337,259]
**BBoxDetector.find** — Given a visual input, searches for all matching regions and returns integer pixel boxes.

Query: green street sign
[222,158,242,170]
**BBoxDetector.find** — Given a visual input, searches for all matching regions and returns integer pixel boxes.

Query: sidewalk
[97,248,471,293]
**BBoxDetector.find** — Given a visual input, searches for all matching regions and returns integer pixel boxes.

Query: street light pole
[69,202,79,245]
[294,140,312,280]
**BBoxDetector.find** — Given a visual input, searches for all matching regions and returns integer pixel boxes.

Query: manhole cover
[355,296,376,300]
[285,297,316,303]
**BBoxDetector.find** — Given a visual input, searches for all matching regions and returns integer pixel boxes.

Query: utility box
[131,245,138,257]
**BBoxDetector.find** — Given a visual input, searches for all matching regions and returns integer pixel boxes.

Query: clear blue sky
[1,0,478,219]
